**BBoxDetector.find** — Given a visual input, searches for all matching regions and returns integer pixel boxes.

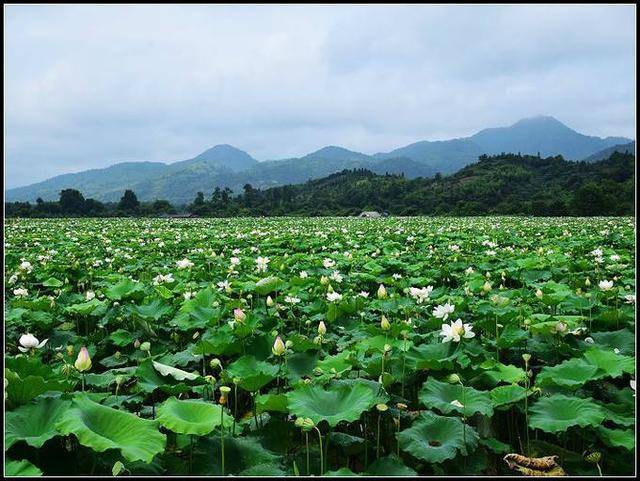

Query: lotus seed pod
[114,351,121,359]
[376,403,389,412]
[210,358,222,369]
[446,373,461,384]
[140,342,151,352]
[585,451,602,464]
[115,375,125,386]
[232,377,242,385]
[522,353,531,363]
[220,386,231,395]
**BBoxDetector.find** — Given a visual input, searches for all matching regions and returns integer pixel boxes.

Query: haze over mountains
[6,116,633,204]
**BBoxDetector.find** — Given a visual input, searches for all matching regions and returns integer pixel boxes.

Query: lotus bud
[318,321,327,335]
[295,417,315,432]
[383,343,392,353]
[134,339,141,349]
[377,284,387,299]
[380,315,390,331]
[320,276,329,285]
[61,363,74,377]
[285,340,293,349]
[74,347,92,372]
[446,373,461,384]
[585,278,591,287]
[266,296,274,307]
[327,284,334,293]
[233,377,242,385]
[234,308,246,323]
[535,289,543,298]
[313,335,322,345]
[272,336,286,356]
[66,345,75,357]
[376,403,389,412]
[482,281,492,293]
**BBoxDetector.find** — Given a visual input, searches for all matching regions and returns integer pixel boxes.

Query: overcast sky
[4,4,636,188]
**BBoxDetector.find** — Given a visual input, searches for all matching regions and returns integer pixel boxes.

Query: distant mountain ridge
[6,116,632,204]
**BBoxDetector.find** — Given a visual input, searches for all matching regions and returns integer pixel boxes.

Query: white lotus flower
[176,258,194,269]
[610,254,620,262]
[631,380,636,396]
[18,333,48,352]
[323,258,335,269]
[229,257,240,266]
[85,291,96,301]
[153,273,174,285]
[299,270,308,279]
[217,280,231,291]
[326,291,342,303]
[256,256,269,273]
[591,248,603,257]
[330,271,343,283]
[450,399,464,408]
[625,294,635,304]
[440,319,475,343]
[13,288,28,298]
[359,291,369,298]
[285,296,301,304]
[598,280,613,291]
[19,261,33,273]
[392,273,402,280]
[409,286,434,304]
[449,245,460,252]
[433,302,455,321]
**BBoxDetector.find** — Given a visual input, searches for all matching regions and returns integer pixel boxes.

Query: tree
[118,190,140,213]
[59,189,85,214]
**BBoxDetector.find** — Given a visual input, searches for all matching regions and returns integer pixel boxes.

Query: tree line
[5,151,635,218]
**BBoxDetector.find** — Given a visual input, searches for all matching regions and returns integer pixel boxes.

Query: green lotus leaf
[419,378,493,417]
[226,355,279,393]
[600,403,635,427]
[5,459,43,476]
[597,426,635,450]
[286,382,377,427]
[127,298,173,320]
[366,456,418,476]
[156,397,232,436]
[481,362,527,385]
[583,348,635,380]
[490,384,528,407]
[535,358,599,389]
[255,276,285,295]
[65,298,107,316]
[256,393,289,414]
[55,394,166,463]
[5,396,71,449]
[4,370,69,406]
[405,343,457,371]
[590,329,635,356]
[325,467,358,476]
[152,360,199,381]
[397,411,479,464]
[528,394,605,433]
[42,277,63,287]
[105,277,145,301]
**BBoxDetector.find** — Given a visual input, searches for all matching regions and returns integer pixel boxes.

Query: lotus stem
[81,372,85,392]
[376,413,382,459]
[233,384,238,436]
[325,430,331,472]
[314,426,324,476]
[305,432,310,475]
[220,407,225,475]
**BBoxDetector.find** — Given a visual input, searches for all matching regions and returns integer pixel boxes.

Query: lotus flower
[377,284,387,299]
[440,319,475,343]
[598,280,613,291]
[18,333,48,353]
[234,308,246,323]
[433,302,455,321]
[272,336,286,356]
[318,321,327,335]
[74,346,92,372]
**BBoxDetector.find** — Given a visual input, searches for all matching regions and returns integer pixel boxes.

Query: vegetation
[6,152,635,219]
[4,216,635,475]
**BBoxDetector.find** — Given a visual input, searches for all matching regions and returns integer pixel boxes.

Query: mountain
[469,115,630,160]
[6,116,633,204]
[581,141,635,162]
[196,150,633,217]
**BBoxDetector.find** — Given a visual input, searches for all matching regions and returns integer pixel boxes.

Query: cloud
[4,4,636,188]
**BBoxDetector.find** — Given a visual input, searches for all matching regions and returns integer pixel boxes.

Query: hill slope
[582,141,635,162]
[198,151,634,217]
[6,116,632,203]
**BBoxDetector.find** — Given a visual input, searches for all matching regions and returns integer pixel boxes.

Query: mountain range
[5,116,633,204]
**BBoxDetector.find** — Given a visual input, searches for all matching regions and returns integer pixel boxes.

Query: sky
[4,4,636,188]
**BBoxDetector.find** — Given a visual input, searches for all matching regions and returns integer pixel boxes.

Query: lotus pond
[3,216,636,476]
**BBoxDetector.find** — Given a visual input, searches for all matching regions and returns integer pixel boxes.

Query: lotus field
[4,216,637,476]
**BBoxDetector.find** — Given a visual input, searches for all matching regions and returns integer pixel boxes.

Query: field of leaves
[4,216,636,476]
